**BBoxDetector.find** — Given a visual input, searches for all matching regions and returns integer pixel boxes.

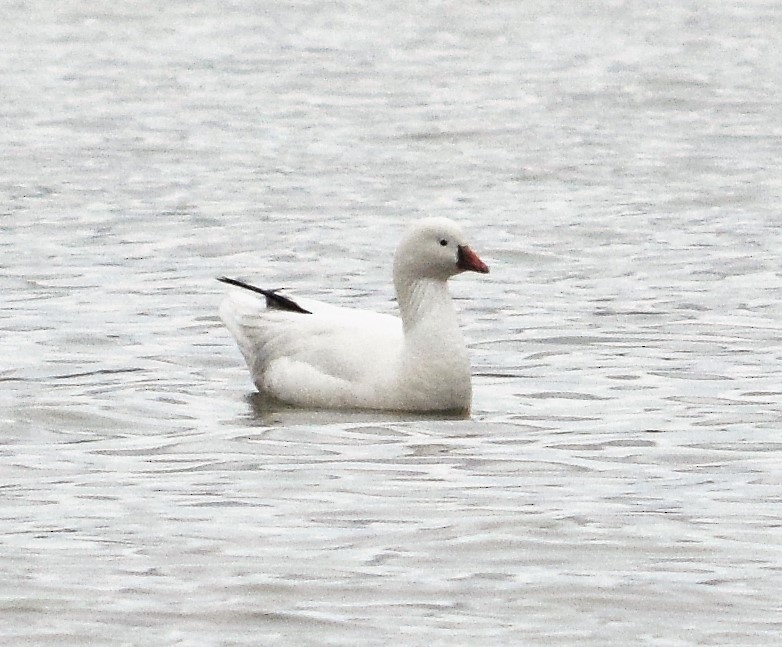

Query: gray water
[2,1,781,645]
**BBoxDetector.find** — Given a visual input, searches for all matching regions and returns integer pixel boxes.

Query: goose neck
[395,275,457,334]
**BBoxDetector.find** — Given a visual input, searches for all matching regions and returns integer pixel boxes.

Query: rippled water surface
[2,1,781,645]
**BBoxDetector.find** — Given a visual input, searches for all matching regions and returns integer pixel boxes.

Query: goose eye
[439,239,448,247]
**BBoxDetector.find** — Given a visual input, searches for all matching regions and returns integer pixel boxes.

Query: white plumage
[219,217,489,413]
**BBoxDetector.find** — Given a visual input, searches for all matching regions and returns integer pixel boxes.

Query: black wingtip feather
[217,276,312,314]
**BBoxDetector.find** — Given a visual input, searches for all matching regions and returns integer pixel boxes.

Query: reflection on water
[245,392,471,427]
[2,0,781,645]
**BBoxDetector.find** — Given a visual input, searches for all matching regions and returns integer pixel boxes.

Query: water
[2,1,781,645]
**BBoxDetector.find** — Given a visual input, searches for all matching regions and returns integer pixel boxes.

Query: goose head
[393,217,489,284]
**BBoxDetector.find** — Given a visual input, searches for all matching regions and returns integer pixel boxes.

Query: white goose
[218,217,489,413]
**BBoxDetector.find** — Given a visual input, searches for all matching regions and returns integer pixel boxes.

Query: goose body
[219,217,489,413]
